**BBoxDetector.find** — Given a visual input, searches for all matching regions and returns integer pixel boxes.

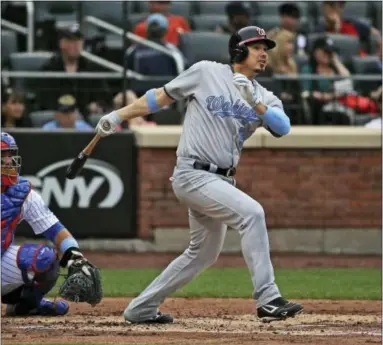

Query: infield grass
[52,267,381,300]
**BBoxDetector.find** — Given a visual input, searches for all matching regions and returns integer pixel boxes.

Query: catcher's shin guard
[5,298,69,316]
[3,243,60,313]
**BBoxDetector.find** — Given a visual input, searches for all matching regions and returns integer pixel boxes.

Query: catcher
[1,132,102,316]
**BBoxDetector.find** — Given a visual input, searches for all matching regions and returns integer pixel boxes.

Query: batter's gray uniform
[124,61,284,322]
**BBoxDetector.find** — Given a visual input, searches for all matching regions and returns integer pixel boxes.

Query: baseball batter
[96,26,303,324]
[1,132,100,316]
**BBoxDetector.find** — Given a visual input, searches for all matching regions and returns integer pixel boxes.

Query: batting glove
[233,73,262,107]
[96,111,122,137]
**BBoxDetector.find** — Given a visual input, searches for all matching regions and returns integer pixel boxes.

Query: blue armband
[42,222,65,243]
[145,89,161,113]
[262,106,291,136]
[60,237,79,254]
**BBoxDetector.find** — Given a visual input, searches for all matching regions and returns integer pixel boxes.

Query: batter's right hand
[96,111,122,137]
[233,73,261,107]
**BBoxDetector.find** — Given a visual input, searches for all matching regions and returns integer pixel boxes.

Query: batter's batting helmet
[229,26,276,63]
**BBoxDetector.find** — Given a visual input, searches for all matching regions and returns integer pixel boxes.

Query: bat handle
[83,134,102,155]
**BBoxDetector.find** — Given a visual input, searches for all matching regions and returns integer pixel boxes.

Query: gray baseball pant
[124,157,281,322]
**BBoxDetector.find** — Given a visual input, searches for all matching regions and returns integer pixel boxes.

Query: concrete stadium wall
[129,126,382,255]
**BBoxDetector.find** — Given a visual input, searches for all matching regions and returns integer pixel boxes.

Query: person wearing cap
[94,25,304,324]
[127,13,184,82]
[300,36,351,124]
[1,87,32,128]
[42,95,93,130]
[38,24,112,118]
[134,1,191,46]
[216,1,251,34]
[318,1,381,57]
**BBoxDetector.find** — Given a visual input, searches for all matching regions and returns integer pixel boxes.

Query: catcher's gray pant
[124,157,281,322]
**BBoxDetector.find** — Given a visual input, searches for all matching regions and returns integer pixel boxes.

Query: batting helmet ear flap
[232,43,249,63]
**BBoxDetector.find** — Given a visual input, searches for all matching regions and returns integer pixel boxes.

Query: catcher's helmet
[229,26,276,63]
[1,132,21,186]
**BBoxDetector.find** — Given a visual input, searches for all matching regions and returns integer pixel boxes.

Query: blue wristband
[145,89,161,113]
[60,237,79,254]
[42,222,65,243]
[262,106,291,136]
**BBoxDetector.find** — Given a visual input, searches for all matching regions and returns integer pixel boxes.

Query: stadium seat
[9,52,54,93]
[371,1,382,31]
[351,55,382,94]
[253,15,312,34]
[9,51,53,71]
[197,1,232,15]
[29,110,56,127]
[368,34,381,55]
[191,14,227,31]
[35,1,79,22]
[82,1,125,27]
[343,2,369,18]
[252,16,281,32]
[1,30,18,67]
[128,13,149,29]
[137,2,192,17]
[306,33,360,59]
[351,55,380,74]
[179,32,230,65]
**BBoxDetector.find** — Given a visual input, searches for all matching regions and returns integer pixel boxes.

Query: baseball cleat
[257,297,303,323]
[126,311,174,324]
[5,298,69,317]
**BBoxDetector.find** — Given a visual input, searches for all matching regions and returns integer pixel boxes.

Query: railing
[26,1,34,52]
[1,1,34,51]
[2,71,380,82]
[1,19,28,35]
[1,70,178,82]
[83,15,185,75]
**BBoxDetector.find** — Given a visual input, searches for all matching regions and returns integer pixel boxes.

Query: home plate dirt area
[2,252,382,345]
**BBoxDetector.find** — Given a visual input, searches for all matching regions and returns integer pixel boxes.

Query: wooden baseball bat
[66,133,102,180]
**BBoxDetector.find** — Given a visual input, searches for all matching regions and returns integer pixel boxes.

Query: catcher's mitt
[59,250,103,306]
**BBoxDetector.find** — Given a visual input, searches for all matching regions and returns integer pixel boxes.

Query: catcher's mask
[1,132,21,187]
[229,26,276,63]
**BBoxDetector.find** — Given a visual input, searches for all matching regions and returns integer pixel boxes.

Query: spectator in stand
[1,88,31,128]
[38,24,112,118]
[318,1,382,57]
[215,2,251,34]
[42,95,92,130]
[127,13,184,78]
[268,3,308,57]
[134,1,191,46]
[267,29,302,124]
[113,91,156,128]
[300,36,352,125]
[268,3,302,36]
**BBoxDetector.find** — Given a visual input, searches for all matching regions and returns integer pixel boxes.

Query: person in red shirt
[134,1,191,46]
[319,1,381,57]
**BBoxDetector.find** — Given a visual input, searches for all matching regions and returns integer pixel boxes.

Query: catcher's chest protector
[1,178,31,254]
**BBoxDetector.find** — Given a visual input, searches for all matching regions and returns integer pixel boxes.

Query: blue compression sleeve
[42,222,65,243]
[145,89,161,113]
[261,106,291,136]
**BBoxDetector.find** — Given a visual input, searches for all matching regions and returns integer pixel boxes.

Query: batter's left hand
[96,112,122,137]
